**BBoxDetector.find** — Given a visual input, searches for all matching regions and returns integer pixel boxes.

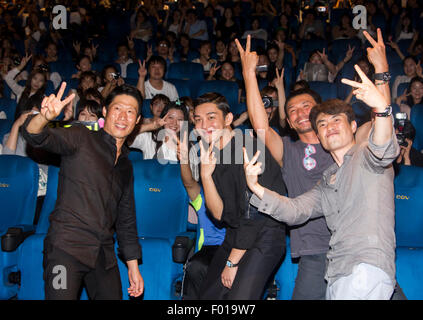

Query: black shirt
[22,116,142,269]
[210,130,287,249]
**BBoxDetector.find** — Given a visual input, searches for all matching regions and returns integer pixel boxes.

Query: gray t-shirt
[282,136,333,257]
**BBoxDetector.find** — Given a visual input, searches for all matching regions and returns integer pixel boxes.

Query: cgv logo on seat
[149,187,161,192]
[396,195,410,200]
[0,183,9,188]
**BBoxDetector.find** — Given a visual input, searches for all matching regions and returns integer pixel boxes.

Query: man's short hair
[194,92,231,117]
[284,88,322,117]
[77,99,103,119]
[147,55,167,75]
[104,84,143,116]
[309,99,355,133]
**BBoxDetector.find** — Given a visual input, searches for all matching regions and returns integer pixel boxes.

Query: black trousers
[183,245,220,300]
[43,245,122,300]
[199,224,285,300]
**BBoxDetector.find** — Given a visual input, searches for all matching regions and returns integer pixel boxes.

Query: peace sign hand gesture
[40,82,75,121]
[341,64,388,112]
[199,139,217,178]
[235,35,259,76]
[364,28,388,72]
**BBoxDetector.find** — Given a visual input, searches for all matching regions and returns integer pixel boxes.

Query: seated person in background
[100,65,125,99]
[395,120,423,167]
[154,38,177,70]
[183,9,208,41]
[192,41,217,76]
[4,53,47,120]
[137,55,179,101]
[71,55,92,79]
[130,101,188,161]
[70,71,99,114]
[115,41,135,79]
[390,56,422,100]
[214,38,228,63]
[241,17,268,42]
[396,76,423,118]
[207,61,243,104]
[299,47,354,83]
[298,9,325,40]
[130,8,153,42]
[142,94,170,126]
[290,80,310,92]
[76,99,103,123]
[331,13,358,40]
[2,106,48,197]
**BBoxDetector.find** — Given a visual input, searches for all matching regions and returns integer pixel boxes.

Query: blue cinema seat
[117,159,192,300]
[0,98,17,120]
[167,62,205,81]
[308,81,338,101]
[195,80,239,111]
[0,155,39,299]
[166,79,191,98]
[410,104,423,151]
[394,165,423,248]
[395,247,423,300]
[9,165,59,300]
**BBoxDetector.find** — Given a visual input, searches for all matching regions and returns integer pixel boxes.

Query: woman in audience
[71,55,92,79]
[396,76,423,118]
[100,64,125,99]
[192,41,217,76]
[4,53,47,120]
[130,101,189,161]
[131,8,153,42]
[391,56,422,100]
[299,46,354,83]
[216,7,240,40]
[143,94,171,125]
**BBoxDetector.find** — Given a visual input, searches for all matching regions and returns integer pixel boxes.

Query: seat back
[195,80,239,109]
[395,247,423,300]
[0,155,39,231]
[394,165,423,247]
[167,62,205,81]
[410,104,423,151]
[36,166,60,234]
[133,159,189,238]
[308,81,338,101]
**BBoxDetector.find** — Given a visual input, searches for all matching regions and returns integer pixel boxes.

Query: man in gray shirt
[244,61,400,299]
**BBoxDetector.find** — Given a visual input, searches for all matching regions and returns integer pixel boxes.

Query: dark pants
[182,245,220,300]
[292,253,327,300]
[43,245,122,300]
[199,225,285,300]
[291,253,407,300]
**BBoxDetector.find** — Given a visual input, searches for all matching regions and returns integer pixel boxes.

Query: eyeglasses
[303,144,317,171]
[159,43,168,47]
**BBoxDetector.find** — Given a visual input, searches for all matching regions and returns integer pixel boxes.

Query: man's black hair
[104,84,143,117]
[147,55,167,76]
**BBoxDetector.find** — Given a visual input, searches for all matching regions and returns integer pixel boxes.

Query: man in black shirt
[22,83,144,300]
[193,92,286,299]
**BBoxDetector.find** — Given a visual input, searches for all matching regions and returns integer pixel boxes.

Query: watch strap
[374,105,392,117]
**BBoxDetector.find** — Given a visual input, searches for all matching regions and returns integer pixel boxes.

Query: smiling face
[78,107,99,122]
[315,112,356,153]
[103,94,141,143]
[78,57,91,72]
[286,93,317,134]
[194,102,233,144]
[164,108,185,133]
[221,62,234,80]
[410,79,423,104]
[30,72,46,91]
[403,58,417,77]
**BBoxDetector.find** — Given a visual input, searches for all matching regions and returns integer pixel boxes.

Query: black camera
[394,113,415,147]
[37,64,49,72]
[262,96,273,108]
[110,72,120,80]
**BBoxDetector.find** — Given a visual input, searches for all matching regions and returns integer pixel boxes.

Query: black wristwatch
[374,72,391,82]
[374,105,392,117]
[226,260,239,268]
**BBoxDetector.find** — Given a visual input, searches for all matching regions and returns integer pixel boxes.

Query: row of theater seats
[1,154,423,300]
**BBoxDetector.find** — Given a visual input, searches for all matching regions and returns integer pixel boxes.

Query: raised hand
[18,53,32,71]
[344,45,355,63]
[138,59,147,78]
[243,148,262,192]
[271,67,285,90]
[341,64,388,111]
[40,82,75,121]
[208,62,221,78]
[364,28,388,72]
[235,35,259,76]
[199,139,216,178]
[317,48,329,63]
[176,130,189,164]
